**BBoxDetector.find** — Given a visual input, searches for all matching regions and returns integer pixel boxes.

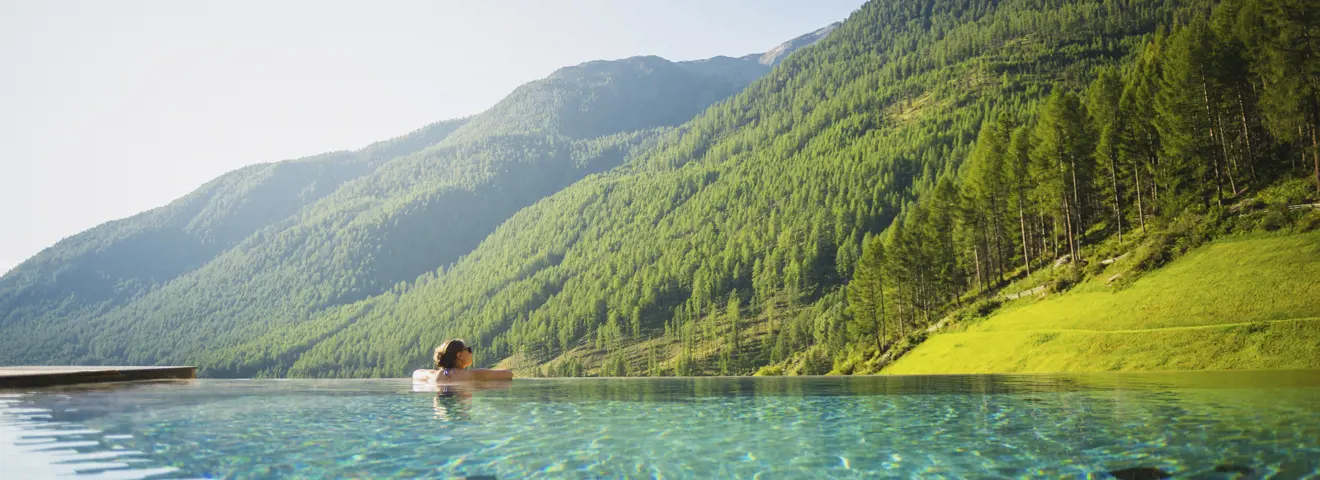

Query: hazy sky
[0,0,864,275]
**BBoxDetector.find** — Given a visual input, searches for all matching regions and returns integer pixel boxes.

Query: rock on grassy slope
[884,231,1320,374]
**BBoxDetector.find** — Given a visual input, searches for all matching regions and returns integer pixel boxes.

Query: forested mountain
[0,28,831,373]
[0,117,467,334]
[5,0,1316,379]
[263,0,1317,378]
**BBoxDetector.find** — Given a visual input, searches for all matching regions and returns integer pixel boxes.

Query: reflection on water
[414,381,514,422]
[1,371,1318,479]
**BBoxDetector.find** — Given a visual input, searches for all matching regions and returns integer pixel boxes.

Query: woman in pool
[412,339,513,383]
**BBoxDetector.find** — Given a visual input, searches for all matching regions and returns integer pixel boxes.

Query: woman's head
[434,339,474,370]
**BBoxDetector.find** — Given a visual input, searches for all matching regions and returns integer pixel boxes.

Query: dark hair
[434,339,471,370]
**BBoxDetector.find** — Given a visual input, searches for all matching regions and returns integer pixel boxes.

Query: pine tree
[963,114,1013,283]
[1211,2,1263,187]
[724,293,741,372]
[1120,33,1165,229]
[846,236,888,351]
[1157,20,1224,209]
[1248,0,1320,192]
[1032,89,1093,263]
[1087,66,1127,244]
[1007,125,1035,275]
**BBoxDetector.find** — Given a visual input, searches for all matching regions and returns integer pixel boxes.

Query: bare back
[412,368,512,383]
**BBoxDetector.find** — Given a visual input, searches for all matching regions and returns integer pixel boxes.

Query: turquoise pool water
[2,371,1318,479]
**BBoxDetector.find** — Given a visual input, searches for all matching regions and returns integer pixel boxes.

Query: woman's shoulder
[417,368,512,383]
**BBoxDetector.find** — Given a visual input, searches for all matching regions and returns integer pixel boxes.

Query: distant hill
[0,117,467,332]
[0,25,836,374]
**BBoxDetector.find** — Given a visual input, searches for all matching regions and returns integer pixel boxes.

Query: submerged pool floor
[2,371,1318,479]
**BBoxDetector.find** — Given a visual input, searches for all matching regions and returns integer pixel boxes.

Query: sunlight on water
[1,371,1318,479]
[0,394,178,479]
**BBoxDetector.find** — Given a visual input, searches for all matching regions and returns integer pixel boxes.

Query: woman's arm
[471,369,513,381]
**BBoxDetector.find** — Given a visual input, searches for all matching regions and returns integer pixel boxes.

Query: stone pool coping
[0,366,196,388]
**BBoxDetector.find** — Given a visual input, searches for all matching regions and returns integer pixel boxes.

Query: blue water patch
[2,371,1318,478]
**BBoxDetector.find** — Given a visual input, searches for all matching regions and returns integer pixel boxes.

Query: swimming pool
[2,370,1318,478]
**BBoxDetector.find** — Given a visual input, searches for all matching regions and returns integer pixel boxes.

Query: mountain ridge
[744,21,842,66]
[0,23,840,374]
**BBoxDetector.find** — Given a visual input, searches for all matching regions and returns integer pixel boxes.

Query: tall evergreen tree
[1157,20,1226,208]
[847,236,888,352]
[1032,90,1093,263]
[963,114,1014,282]
[1211,1,1264,186]
[1248,0,1320,192]
[1007,125,1036,275]
[1088,66,1127,244]
[1120,32,1165,229]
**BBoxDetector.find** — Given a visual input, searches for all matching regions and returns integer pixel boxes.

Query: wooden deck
[0,366,196,388]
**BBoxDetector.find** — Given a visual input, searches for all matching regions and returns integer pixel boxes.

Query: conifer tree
[847,236,888,351]
[1007,125,1035,274]
[1248,0,1320,192]
[1087,66,1127,244]
[1032,90,1093,263]
[1157,20,1224,208]
[1120,33,1165,229]
[963,114,1013,282]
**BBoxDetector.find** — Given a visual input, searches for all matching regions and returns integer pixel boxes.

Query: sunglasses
[443,341,475,356]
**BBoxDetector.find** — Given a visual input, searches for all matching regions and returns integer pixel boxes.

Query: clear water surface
[2,370,1318,479]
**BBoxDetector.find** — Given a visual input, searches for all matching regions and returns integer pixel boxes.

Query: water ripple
[0,371,1317,478]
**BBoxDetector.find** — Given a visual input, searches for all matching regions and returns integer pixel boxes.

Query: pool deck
[0,366,196,388]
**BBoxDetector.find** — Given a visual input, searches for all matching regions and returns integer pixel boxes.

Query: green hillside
[0,117,468,334]
[4,0,1317,379]
[0,38,802,373]
[886,230,1320,373]
[268,0,1241,378]
[208,0,1318,378]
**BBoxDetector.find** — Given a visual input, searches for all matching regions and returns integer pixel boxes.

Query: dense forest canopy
[274,0,1317,378]
[1,0,1315,378]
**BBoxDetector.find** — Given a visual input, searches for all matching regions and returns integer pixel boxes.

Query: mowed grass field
[885,231,1320,374]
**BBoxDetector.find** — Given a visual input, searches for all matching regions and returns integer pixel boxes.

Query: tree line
[272,0,1224,378]
[843,0,1319,364]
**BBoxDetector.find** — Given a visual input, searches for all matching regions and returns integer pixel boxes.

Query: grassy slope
[885,231,1320,374]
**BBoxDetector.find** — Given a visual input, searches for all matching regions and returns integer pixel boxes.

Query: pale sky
[0,0,864,275]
